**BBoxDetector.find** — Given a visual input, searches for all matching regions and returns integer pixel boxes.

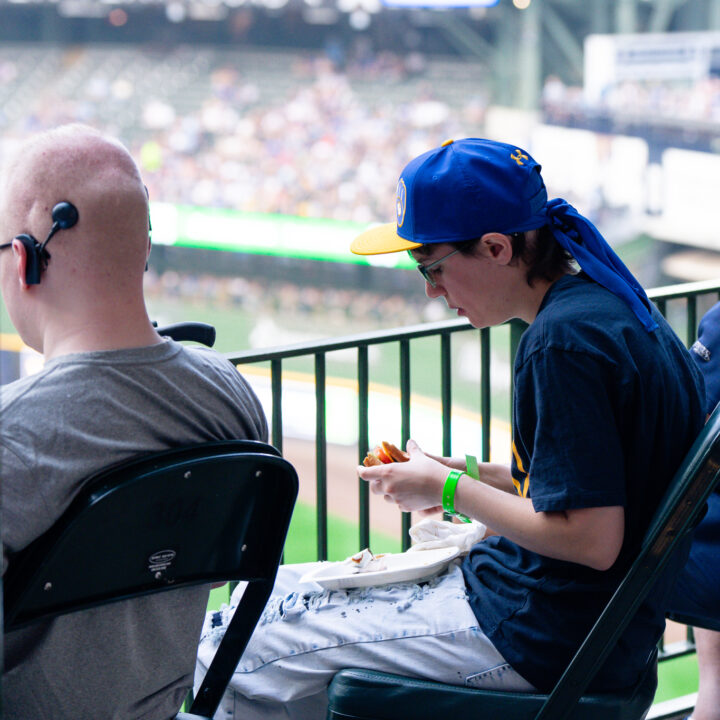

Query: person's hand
[424,452,466,471]
[356,439,448,513]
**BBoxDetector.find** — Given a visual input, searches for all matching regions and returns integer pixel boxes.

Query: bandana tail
[547,199,658,333]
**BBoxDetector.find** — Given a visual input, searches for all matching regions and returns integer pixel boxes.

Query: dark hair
[413,225,574,287]
[510,225,575,286]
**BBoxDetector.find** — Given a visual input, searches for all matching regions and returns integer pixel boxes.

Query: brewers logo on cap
[396,179,407,228]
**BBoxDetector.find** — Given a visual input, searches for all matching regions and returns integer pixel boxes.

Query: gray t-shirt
[1,339,268,720]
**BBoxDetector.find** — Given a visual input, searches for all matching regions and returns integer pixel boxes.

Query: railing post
[441,332,452,457]
[315,353,327,561]
[509,320,527,402]
[480,328,491,463]
[400,339,411,551]
[441,332,453,522]
[270,359,283,454]
[357,346,370,551]
[270,358,285,564]
[687,295,697,348]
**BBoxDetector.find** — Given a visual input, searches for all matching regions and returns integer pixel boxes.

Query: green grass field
[656,654,698,703]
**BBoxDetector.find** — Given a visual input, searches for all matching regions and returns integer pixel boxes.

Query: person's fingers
[369,479,384,495]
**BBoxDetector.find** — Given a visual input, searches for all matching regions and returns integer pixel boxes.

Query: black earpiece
[145,185,152,272]
[12,201,80,285]
[51,201,79,230]
[14,233,43,285]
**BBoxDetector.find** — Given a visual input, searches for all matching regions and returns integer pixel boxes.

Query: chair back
[3,440,298,719]
[534,404,720,719]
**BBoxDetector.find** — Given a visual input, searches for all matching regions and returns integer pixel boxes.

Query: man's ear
[11,238,30,290]
[478,233,514,266]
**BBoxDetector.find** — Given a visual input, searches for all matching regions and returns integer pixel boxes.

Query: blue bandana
[543,198,658,333]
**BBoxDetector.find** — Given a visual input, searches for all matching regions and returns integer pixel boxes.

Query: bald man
[0,125,268,719]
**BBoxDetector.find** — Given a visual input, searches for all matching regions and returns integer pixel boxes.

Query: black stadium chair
[2,322,299,718]
[326,404,720,720]
[3,440,298,720]
[154,321,217,348]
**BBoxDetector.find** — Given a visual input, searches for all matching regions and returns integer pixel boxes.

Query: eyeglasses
[416,248,462,288]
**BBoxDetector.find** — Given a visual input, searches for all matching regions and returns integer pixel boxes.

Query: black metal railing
[227,277,720,663]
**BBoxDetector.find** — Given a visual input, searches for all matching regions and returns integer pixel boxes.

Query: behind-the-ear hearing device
[0,201,79,284]
[144,184,151,272]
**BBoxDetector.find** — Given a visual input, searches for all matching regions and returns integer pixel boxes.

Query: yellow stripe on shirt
[511,440,530,497]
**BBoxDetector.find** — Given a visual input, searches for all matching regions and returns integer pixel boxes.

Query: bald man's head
[0,124,150,290]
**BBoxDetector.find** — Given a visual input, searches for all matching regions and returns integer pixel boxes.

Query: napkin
[407,517,486,555]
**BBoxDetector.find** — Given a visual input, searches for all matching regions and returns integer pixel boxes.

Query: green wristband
[465,454,480,480]
[442,470,472,523]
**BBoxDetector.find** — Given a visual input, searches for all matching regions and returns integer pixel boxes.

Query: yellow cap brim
[350,223,422,255]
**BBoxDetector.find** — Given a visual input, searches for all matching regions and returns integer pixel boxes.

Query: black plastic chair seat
[327,654,657,720]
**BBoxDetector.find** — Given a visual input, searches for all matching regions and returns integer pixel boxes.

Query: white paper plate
[299,546,461,590]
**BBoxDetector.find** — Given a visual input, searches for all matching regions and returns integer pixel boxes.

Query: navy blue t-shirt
[462,273,705,693]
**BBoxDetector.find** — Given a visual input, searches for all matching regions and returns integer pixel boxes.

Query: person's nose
[425,279,445,299]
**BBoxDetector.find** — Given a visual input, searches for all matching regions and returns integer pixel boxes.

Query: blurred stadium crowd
[0,43,487,223]
[542,74,720,127]
[0,43,484,335]
[2,41,716,225]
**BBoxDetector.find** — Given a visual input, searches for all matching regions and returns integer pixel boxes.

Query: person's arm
[452,473,624,570]
[358,439,624,571]
[473,463,517,494]
[424,452,516,494]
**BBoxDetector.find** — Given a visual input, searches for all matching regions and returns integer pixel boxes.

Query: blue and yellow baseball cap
[351,138,549,255]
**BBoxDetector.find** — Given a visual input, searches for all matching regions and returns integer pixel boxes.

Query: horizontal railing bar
[226,281,720,366]
[226,318,475,363]
[647,278,720,301]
